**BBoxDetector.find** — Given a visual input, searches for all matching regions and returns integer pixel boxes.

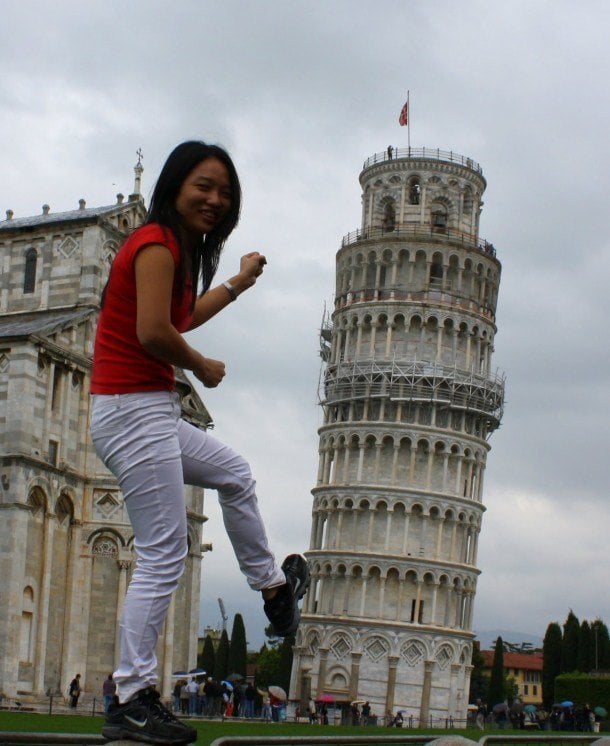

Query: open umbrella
[226,672,244,682]
[269,685,287,701]
[221,680,234,691]
[595,706,608,718]
[351,700,366,706]
[493,703,508,713]
[561,700,574,708]
[171,671,188,676]
[318,693,335,703]
[189,668,206,675]
[524,704,537,714]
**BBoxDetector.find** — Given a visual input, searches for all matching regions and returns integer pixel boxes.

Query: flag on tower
[399,100,409,126]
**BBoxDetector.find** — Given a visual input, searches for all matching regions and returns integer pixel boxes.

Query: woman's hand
[239,252,267,287]
[193,356,226,388]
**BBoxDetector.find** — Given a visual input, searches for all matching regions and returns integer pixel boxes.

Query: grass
[0,711,508,745]
[1,712,605,746]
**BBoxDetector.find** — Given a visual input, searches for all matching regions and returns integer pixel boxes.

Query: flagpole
[407,90,411,150]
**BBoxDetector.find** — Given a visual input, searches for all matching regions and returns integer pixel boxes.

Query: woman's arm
[186,251,266,330]
[134,245,225,387]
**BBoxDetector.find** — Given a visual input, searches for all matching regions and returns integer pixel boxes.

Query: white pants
[90,391,284,703]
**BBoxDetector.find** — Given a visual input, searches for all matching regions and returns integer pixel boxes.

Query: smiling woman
[88,140,310,746]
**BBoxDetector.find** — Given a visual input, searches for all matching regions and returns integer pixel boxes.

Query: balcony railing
[363,146,482,174]
[340,224,496,258]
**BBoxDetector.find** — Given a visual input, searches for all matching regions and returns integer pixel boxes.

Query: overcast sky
[2,0,609,652]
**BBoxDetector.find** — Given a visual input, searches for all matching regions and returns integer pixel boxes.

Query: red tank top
[90,223,194,394]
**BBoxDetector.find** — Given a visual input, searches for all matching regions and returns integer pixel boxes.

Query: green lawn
[0,711,500,745]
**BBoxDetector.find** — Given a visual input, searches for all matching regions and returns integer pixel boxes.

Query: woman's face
[175,157,232,238]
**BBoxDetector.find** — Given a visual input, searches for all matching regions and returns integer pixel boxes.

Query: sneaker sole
[102,725,196,745]
[282,553,311,599]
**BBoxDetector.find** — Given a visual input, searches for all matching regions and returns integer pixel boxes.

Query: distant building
[481,650,543,704]
[0,161,211,704]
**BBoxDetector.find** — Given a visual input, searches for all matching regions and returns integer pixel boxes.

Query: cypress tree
[228,613,248,677]
[542,622,562,709]
[488,636,505,706]
[577,620,593,673]
[277,633,295,693]
[591,619,610,670]
[468,642,489,704]
[214,629,230,681]
[198,634,216,677]
[562,610,580,673]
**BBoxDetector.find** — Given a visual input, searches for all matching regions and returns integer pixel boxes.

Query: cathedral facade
[291,147,504,724]
[0,166,210,704]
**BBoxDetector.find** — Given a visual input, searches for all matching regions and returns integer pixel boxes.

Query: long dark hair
[145,140,241,306]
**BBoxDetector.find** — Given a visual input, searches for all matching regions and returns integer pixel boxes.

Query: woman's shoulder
[119,223,180,264]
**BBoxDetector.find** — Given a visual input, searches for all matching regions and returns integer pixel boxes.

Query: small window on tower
[24,249,37,293]
[408,177,421,205]
[382,201,395,232]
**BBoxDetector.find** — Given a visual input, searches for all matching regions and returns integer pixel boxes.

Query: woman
[90,141,309,745]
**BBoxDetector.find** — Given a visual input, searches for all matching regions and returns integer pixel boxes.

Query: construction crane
[217,598,228,632]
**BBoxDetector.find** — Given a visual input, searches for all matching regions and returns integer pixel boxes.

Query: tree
[578,620,593,673]
[228,613,248,678]
[562,610,580,673]
[214,629,230,681]
[488,636,506,706]
[542,622,562,709]
[198,634,216,677]
[276,634,296,693]
[591,619,610,670]
[469,643,489,704]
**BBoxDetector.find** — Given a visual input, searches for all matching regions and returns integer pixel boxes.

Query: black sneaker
[101,687,197,745]
[264,554,310,637]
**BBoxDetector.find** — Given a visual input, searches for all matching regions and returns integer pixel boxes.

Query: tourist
[68,674,81,709]
[90,140,311,745]
[102,674,116,712]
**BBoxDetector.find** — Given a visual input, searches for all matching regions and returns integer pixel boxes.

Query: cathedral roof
[0,307,95,339]
[0,202,135,231]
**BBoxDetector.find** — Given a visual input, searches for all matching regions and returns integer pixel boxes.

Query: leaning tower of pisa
[290,146,504,725]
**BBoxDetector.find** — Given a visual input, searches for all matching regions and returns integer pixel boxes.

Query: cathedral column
[419,660,434,725]
[327,573,338,614]
[316,648,329,697]
[385,656,400,715]
[395,576,404,621]
[448,664,461,718]
[348,652,362,700]
[115,561,130,669]
[33,513,55,694]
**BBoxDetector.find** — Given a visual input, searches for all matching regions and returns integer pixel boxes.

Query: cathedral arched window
[24,248,37,293]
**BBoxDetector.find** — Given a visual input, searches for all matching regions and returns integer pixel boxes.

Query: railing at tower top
[340,224,497,259]
[320,359,505,425]
[362,147,483,174]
